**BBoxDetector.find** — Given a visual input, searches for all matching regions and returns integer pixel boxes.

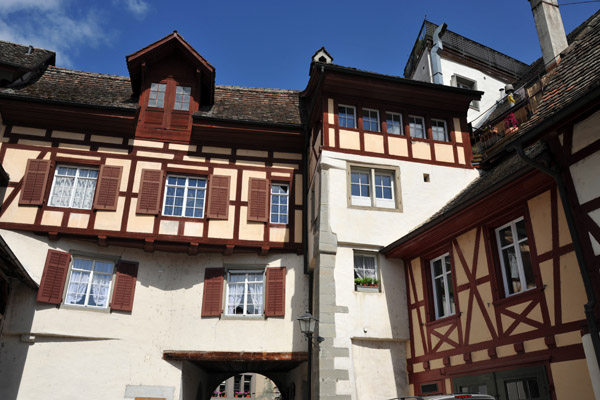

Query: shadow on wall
[381,257,410,398]
[0,282,37,400]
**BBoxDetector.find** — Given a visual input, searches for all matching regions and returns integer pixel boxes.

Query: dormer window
[148,83,166,108]
[174,86,191,111]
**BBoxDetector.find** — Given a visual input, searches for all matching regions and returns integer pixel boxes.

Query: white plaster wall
[439,57,509,126]
[410,51,432,83]
[0,229,307,400]
[323,150,480,246]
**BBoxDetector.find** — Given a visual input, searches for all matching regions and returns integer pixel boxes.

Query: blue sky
[1,0,598,90]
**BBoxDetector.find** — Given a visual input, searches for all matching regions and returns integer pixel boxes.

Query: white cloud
[122,0,149,19]
[0,0,110,68]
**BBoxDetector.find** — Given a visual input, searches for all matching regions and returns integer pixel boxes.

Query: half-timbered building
[301,51,482,399]
[382,5,600,399]
[0,34,309,400]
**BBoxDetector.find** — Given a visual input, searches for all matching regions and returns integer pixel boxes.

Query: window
[452,75,480,110]
[350,167,396,209]
[354,253,378,289]
[48,166,98,209]
[430,253,455,319]
[65,256,114,308]
[495,217,535,296]
[234,375,252,398]
[148,83,166,108]
[431,119,449,141]
[409,115,426,138]
[338,105,356,128]
[362,108,380,132]
[386,112,403,134]
[174,86,191,111]
[213,382,227,398]
[163,175,207,218]
[226,270,264,316]
[270,184,289,224]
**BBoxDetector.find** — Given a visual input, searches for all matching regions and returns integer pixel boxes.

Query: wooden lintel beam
[162,351,308,363]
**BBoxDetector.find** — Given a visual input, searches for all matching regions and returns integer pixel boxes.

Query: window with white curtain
[353,253,377,281]
[225,270,264,316]
[48,166,98,209]
[64,257,114,308]
[495,217,536,296]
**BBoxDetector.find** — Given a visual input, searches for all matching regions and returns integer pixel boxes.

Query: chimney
[529,0,568,68]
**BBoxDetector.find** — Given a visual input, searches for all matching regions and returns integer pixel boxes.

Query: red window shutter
[19,159,51,205]
[110,260,138,312]
[248,178,269,222]
[202,268,224,317]
[93,165,122,211]
[36,250,71,304]
[136,169,164,214]
[206,175,230,219]
[265,267,286,317]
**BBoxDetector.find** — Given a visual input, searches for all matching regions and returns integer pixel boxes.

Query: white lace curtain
[354,255,376,279]
[248,282,264,314]
[227,283,245,314]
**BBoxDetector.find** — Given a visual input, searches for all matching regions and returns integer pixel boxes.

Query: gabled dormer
[126,31,215,142]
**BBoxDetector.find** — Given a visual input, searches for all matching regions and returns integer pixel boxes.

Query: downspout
[512,144,600,374]
[431,23,447,85]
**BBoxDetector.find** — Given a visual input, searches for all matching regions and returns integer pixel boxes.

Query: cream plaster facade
[309,148,479,399]
[0,229,308,400]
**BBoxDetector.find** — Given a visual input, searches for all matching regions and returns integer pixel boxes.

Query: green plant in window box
[354,277,379,287]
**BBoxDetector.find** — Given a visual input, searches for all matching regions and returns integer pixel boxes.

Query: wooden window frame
[62,254,118,310]
[162,174,208,219]
[362,108,380,132]
[430,252,455,319]
[347,163,401,211]
[385,111,403,135]
[431,118,450,142]
[409,115,426,139]
[224,268,266,317]
[47,164,99,210]
[338,104,357,129]
[353,251,381,292]
[270,182,289,225]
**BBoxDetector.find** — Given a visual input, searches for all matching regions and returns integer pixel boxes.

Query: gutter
[192,114,303,130]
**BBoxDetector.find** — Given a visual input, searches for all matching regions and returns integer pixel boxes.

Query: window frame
[347,163,401,211]
[147,82,167,109]
[494,216,537,297]
[224,268,266,317]
[431,118,449,142]
[430,253,455,319]
[353,251,380,292]
[338,104,357,129]
[173,85,192,111]
[162,174,208,219]
[362,108,380,132]
[451,74,480,111]
[385,111,403,135]
[409,115,426,139]
[48,164,99,210]
[62,254,118,310]
[270,183,289,225]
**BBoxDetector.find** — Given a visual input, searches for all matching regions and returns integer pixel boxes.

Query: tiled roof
[519,10,600,134]
[382,141,545,252]
[0,66,137,109]
[195,85,304,126]
[0,40,55,70]
[0,65,304,125]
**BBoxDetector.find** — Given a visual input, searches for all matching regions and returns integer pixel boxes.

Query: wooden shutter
[110,260,138,312]
[93,165,122,211]
[136,169,164,214]
[201,268,224,317]
[19,159,51,205]
[247,178,269,222]
[37,250,71,304]
[206,175,230,219]
[265,267,286,317]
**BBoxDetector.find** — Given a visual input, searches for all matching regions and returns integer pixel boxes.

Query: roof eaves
[192,114,303,129]
[0,91,139,112]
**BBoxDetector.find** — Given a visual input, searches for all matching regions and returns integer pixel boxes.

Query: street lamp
[297,312,324,400]
[297,312,317,337]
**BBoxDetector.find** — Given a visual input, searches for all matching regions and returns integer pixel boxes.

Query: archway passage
[212,372,280,399]
[163,351,308,400]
